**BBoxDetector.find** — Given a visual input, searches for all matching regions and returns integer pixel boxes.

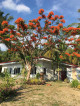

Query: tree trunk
[25,61,32,81]
[27,67,31,80]
[58,71,59,81]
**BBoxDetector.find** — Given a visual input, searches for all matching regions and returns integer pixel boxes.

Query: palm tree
[0,10,14,30]
[67,9,80,28]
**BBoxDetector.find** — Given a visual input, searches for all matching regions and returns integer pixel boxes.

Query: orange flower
[0,31,4,35]
[60,19,65,23]
[31,36,37,41]
[65,52,71,56]
[59,15,64,19]
[10,35,14,38]
[38,9,44,15]
[15,17,24,24]
[29,22,36,28]
[68,38,74,41]
[65,38,68,40]
[3,28,8,33]
[5,38,10,41]
[58,23,63,28]
[54,15,59,19]
[48,11,54,15]
[44,43,48,45]
[76,39,80,42]
[43,37,47,39]
[16,33,20,36]
[37,16,42,20]
[42,14,46,18]
[60,55,63,59]
[2,21,8,26]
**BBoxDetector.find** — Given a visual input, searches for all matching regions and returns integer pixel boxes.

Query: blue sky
[0,0,80,26]
[0,0,80,51]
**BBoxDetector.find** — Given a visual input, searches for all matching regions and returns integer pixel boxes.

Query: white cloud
[0,43,8,51]
[46,4,61,13]
[1,0,31,13]
[16,0,20,3]
[35,0,43,7]
[46,0,80,17]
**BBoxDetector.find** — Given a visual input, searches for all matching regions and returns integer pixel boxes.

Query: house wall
[67,67,72,82]
[1,63,22,77]
[67,67,80,82]
[30,60,55,80]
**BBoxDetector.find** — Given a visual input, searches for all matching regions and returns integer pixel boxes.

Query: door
[60,71,67,81]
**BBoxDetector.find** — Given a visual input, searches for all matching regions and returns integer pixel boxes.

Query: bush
[3,71,15,87]
[64,78,70,83]
[0,73,5,77]
[0,84,17,101]
[36,73,40,79]
[71,80,79,88]
[27,78,46,85]
[77,85,80,89]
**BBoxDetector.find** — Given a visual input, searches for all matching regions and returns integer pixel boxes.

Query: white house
[0,61,22,77]
[30,57,67,81]
[0,58,80,82]
[30,57,80,81]
[30,57,56,80]
[62,63,80,82]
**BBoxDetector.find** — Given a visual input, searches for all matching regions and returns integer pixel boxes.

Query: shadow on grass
[0,85,41,104]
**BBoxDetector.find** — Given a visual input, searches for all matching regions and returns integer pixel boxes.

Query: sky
[0,0,80,51]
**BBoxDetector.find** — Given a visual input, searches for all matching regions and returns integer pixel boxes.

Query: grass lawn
[0,81,80,106]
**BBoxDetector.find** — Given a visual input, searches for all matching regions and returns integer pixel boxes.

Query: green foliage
[0,10,13,30]
[64,78,70,83]
[71,80,79,88]
[27,78,46,85]
[77,85,80,89]
[26,56,31,61]
[36,73,40,79]
[0,70,17,101]
[0,84,17,101]
[3,70,15,87]
[0,50,21,63]
[36,64,42,67]
[66,47,74,54]
[0,73,5,77]
[72,57,78,65]
[20,68,27,85]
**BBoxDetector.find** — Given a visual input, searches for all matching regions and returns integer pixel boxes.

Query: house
[62,63,80,82]
[30,57,80,82]
[30,57,67,81]
[0,61,22,77]
[0,58,80,82]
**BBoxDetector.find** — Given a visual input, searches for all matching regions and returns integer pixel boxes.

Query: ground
[0,81,80,106]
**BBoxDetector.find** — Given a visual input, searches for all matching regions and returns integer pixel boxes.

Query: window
[30,67,36,74]
[44,68,46,75]
[14,68,20,74]
[10,68,12,74]
[34,67,36,74]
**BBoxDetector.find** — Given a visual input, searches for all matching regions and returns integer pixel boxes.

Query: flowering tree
[0,9,66,80]
[60,27,80,65]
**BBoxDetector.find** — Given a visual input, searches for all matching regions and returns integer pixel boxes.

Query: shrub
[64,78,70,83]
[77,85,80,89]
[27,78,46,85]
[36,73,40,79]
[0,84,17,101]
[3,71,15,87]
[0,73,5,77]
[71,80,79,88]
